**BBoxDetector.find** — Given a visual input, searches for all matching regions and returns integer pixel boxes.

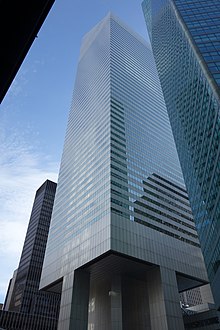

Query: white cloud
[0,128,59,303]
[6,68,29,100]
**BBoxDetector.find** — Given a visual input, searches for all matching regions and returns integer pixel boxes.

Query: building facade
[2,180,60,329]
[0,310,58,330]
[40,13,208,330]
[3,269,18,312]
[142,0,220,309]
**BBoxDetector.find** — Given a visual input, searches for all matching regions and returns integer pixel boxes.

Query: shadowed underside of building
[0,0,55,103]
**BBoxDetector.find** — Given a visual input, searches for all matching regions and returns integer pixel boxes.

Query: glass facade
[40,13,208,329]
[142,0,220,308]
[175,0,220,87]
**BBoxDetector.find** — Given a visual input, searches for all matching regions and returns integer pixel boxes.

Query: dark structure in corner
[0,0,55,103]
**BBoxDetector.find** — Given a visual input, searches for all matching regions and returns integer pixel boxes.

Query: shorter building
[180,288,203,307]
[0,310,57,330]
[3,270,18,312]
[180,284,214,308]
[1,180,60,330]
[183,308,220,330]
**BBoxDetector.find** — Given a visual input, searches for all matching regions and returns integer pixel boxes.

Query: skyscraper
[3,180,60,325]
[40,13,208,329]
[142,0,220,308]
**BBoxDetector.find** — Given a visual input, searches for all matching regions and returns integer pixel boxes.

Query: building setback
[40,13,208,330]
[1,180,60,330]
[142,0,220,309]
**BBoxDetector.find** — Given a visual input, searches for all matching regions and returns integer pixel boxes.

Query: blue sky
[0,0,149,302]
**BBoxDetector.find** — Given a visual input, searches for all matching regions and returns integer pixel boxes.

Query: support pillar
[58,270,90,330]
[148,266,184,330]
[110,275,123,330]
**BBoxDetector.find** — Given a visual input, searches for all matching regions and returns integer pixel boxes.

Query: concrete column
[148,266,184,330]
[58,270,90,330]
[122,276,150,330]
[110,275,123,330]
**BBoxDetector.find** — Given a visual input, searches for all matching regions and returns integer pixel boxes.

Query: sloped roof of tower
[107,12,151,48]
[80,12,151,60]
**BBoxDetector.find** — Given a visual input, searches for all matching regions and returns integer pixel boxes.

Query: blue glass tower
[142,0,220,309]
[40,13,208,329]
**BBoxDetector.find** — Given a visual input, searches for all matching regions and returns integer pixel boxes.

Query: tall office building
[1,180,60,330]
[40,13,208,329]
[142,0,220,309]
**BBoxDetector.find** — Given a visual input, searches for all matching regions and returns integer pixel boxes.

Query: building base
[53,252,203,330]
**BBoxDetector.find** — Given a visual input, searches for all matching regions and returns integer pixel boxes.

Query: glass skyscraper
[142,0,220,309]
[40,13,208,329]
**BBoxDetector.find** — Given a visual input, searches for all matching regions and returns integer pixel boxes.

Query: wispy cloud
[7,69,29,98]
[0,127,59,302]
[2,58,45,110]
